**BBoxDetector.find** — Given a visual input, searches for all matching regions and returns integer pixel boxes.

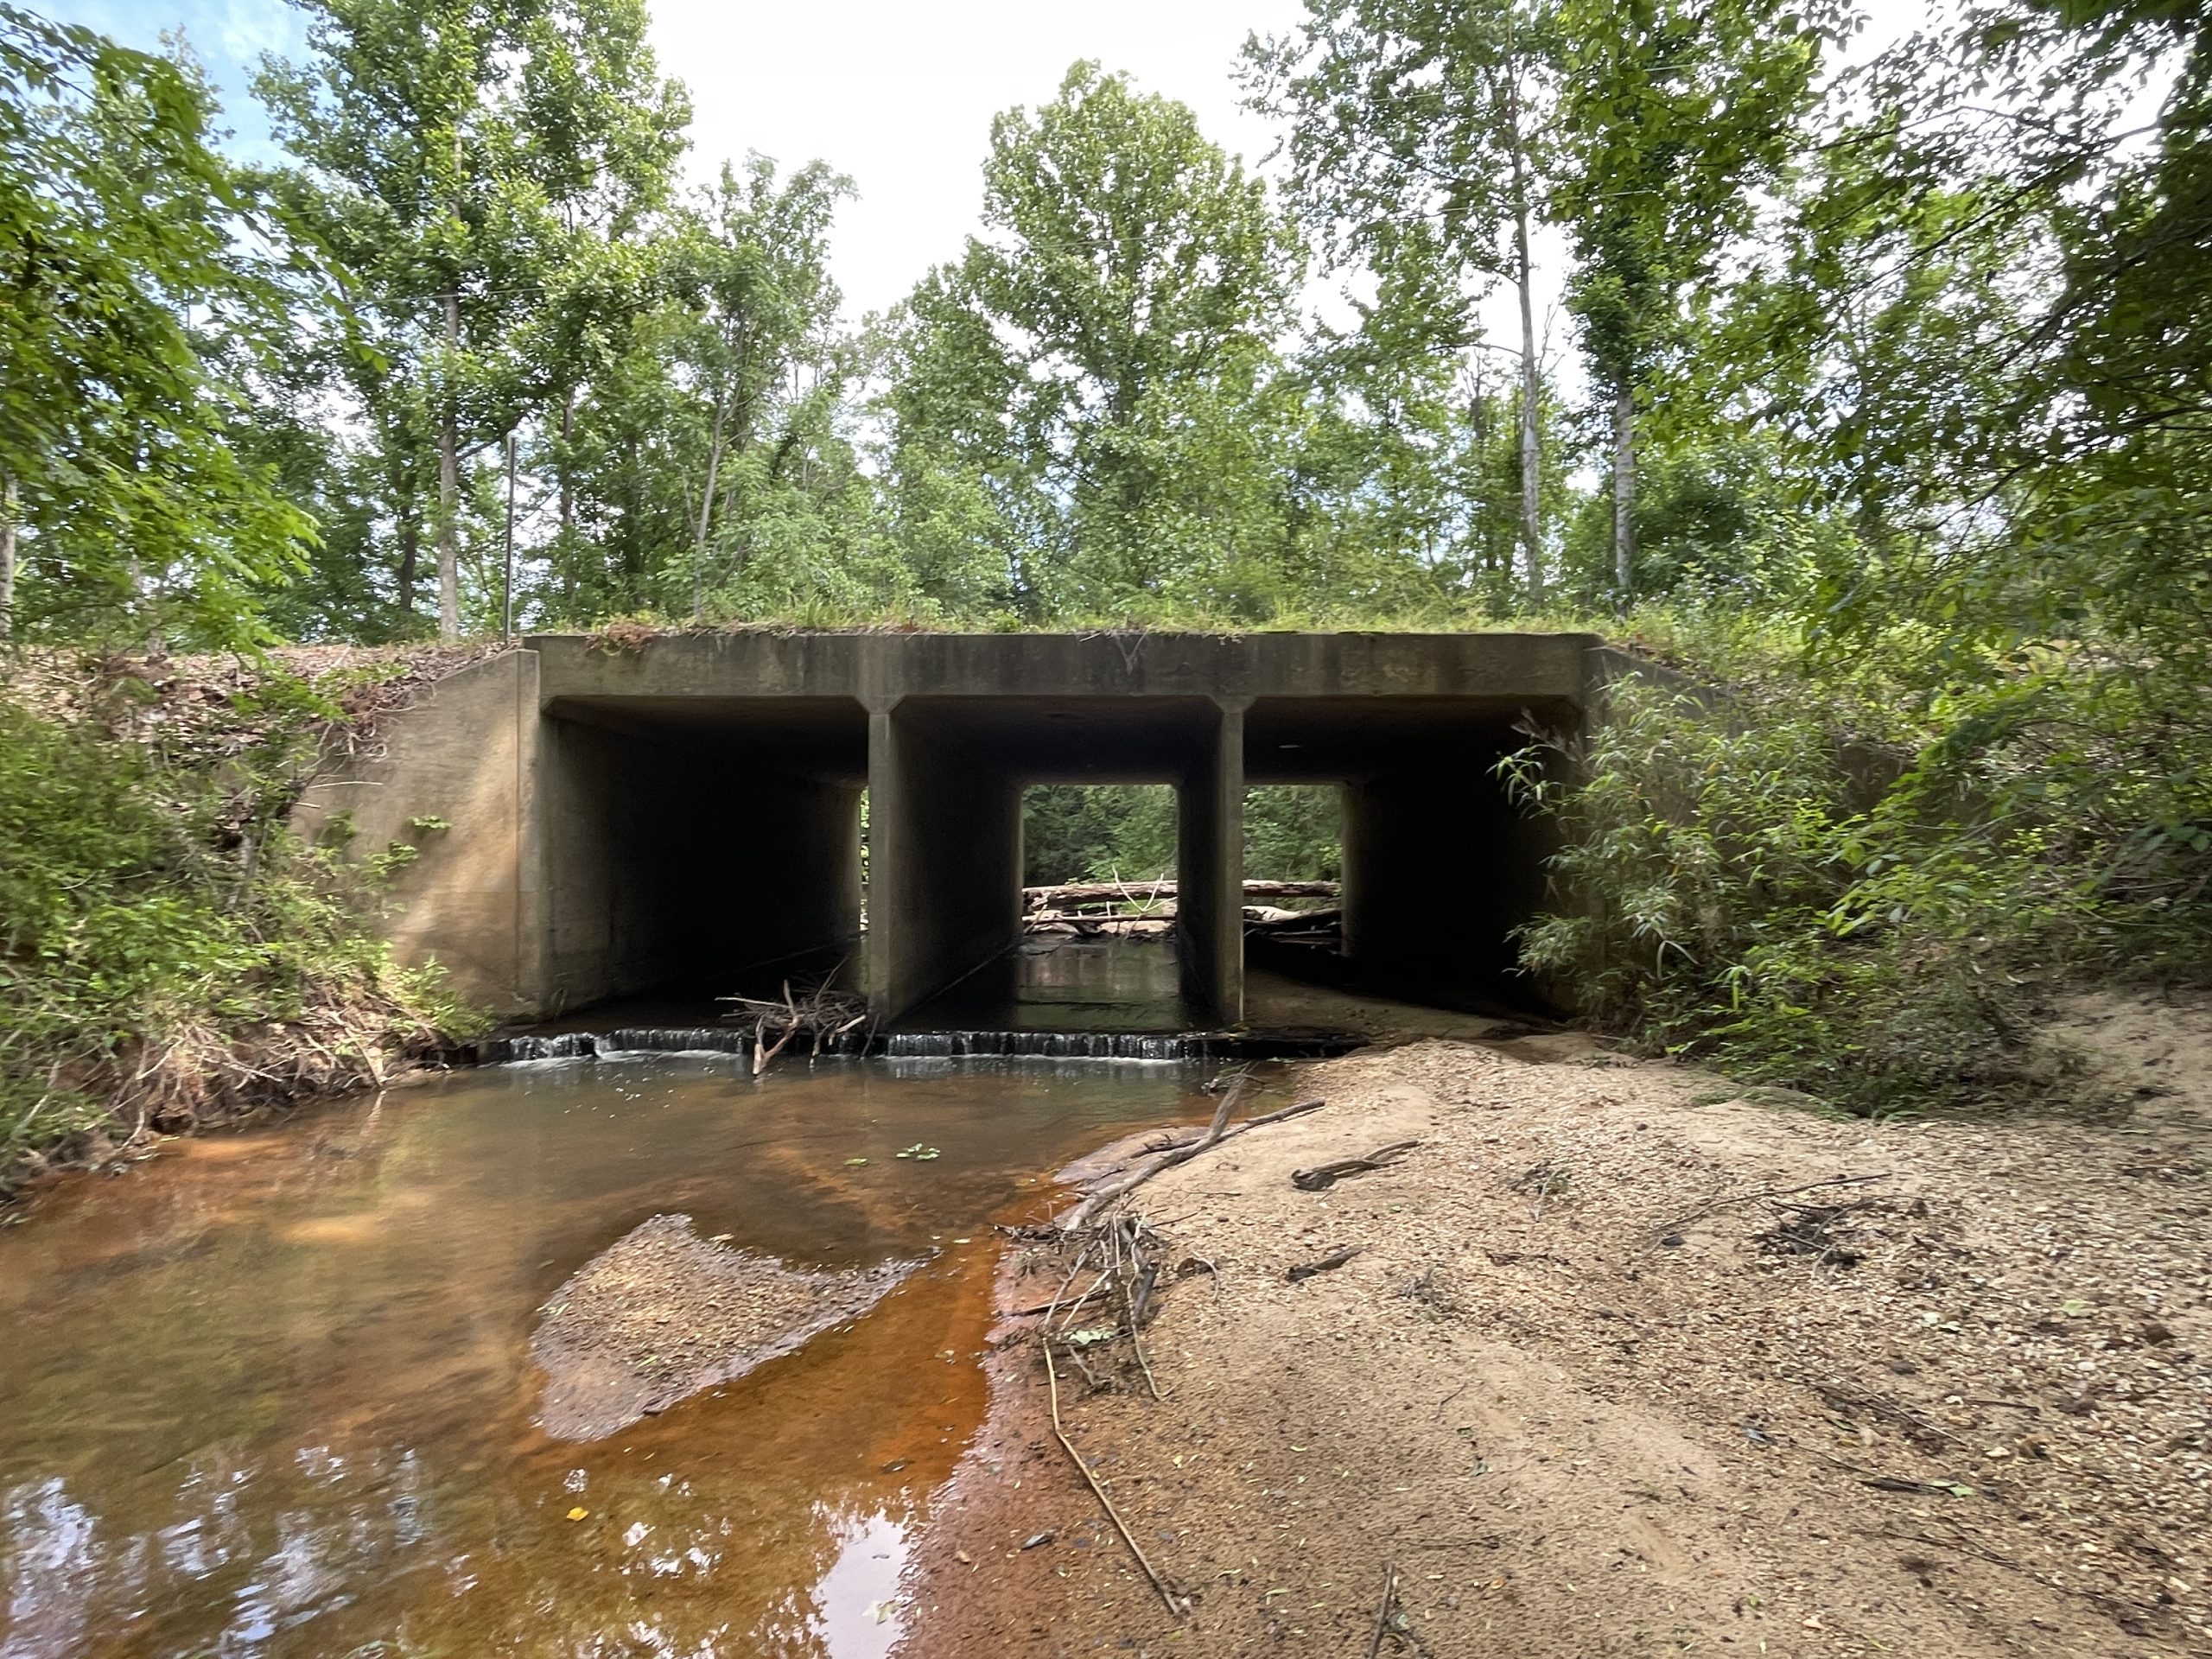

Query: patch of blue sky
[50,0,307,162]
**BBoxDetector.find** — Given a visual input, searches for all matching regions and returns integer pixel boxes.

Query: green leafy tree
[1550,0,1834,599]
[1789,0,2209,677]
[0,7,308,650]
[1248,0,1557,601]
[664,158,868,616]
[524,156,893,624]
[880,63,1306,619]
[258,0,687,639]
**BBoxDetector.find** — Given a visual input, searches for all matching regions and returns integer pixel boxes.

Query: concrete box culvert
[302,631,1615,1027]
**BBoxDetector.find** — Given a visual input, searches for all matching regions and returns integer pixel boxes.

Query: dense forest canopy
[0,0,2206,1142]
[2,0,2197,651]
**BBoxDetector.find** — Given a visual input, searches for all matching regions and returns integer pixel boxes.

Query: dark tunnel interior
[531,690,1569,1025]
[540,696,869,1009]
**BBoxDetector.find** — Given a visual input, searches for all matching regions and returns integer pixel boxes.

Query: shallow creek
[0,1053,1210,1657]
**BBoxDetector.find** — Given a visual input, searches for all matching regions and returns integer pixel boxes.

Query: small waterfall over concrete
[877,1030,1188,1060]
[473,1025,1360,1065]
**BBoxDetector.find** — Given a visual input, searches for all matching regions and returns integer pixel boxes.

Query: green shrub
[1503,628,2210,1116]
[0,672,478,1182]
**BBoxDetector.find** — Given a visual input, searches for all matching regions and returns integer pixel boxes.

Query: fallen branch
[1105,1096,1328,1160]
[1001,1282,1112,1321]
[1292,1140,1420,1192]
[751,1014,798,1077]
[1062,1077,1270,1230]
[1816,1379,1963,1447]
[1025,878,1338,911]
[1239,1096,1332,1132]
[720,971,867,1073]
[1041,1335,1185,1618]
[1364,1562,1400,1659]
[1653,1172,1893,1239]
[1287,1245,1363,1283]
[1111,1217,1166,1401]
[1861,1475,1974,1497]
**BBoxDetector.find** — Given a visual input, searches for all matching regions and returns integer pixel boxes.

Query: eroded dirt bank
[903,995,2211,1656]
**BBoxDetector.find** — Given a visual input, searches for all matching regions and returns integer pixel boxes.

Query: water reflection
[0,1055,1205,1656]
[807,1510,909,1659]
[899,935,1190,1033]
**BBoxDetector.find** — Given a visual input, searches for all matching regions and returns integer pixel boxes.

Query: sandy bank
[902,994,2211,1656]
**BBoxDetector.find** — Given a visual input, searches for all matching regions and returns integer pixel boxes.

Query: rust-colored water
[0,1054,1206,1657]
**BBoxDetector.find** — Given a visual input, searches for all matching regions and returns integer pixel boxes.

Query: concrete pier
[299,631,1614,1026]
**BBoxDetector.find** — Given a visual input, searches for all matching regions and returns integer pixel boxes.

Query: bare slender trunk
[396,513,420,618]
[691,388,728,620]
[436,289,461,641]
[1611,377,1637,601]
[393,450,419,618]
[0,472,16,640]
[1508,80,1544,606]
[558,391,575,542]
[501,431,518,643]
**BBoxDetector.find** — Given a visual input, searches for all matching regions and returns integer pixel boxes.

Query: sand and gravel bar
[532,1213,917,1440]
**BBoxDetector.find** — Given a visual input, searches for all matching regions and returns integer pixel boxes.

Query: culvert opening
[1243,696,1560,1014]
[540,694,868,1012]
[874,696,1240,1029]
[1238,781,1345,975]
[920,781,1190,1033]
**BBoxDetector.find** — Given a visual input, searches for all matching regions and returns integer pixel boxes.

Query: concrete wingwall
[293,650,545,1017]
[304,632,1629,1028]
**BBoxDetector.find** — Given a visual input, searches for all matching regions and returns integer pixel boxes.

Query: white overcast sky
[73,0,1931,341]
[655,0,1315,321]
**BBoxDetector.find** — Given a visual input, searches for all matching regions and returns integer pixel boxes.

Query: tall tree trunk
[1508,79,1545,606]
[0,471,16,641]
[1611,377,1637,601]
[691,388,728,620]
[558,391,575,543]
[392,448,420,618]
[436,289,462,641]
[396,513,420,619]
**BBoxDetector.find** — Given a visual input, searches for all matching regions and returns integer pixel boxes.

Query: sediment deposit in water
[531,1212,918,1439]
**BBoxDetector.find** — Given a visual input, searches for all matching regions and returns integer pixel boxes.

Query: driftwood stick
[1655,1172,1893,1237]
[1001,1283,1111,1321]
[1117,1218,1165,1402]
[1024,878,1338,911]
[1291,1140,1420,1193]
[752,1018,798,1077]
[1061,1089,1326,1232]
[1238,1096,1329,1132]
[1040,1243,1093,1328]
[1042,1336,1184,1618]
[1364,1561,1399,1659]
[1063,1077,1247,1231]
[1058,1267,1115,1334]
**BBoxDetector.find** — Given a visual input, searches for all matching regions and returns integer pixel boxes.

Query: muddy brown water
[0,1053,1213,1657]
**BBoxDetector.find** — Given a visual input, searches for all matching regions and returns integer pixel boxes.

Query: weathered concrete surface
[1177,703,1243,1023]
[294,652,545,1015]
[529,629,1594,707]
[870,701,1025,1024]
[311,631,1612,1026]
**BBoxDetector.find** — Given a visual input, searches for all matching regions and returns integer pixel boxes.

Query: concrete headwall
[307,631,1621,1027]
